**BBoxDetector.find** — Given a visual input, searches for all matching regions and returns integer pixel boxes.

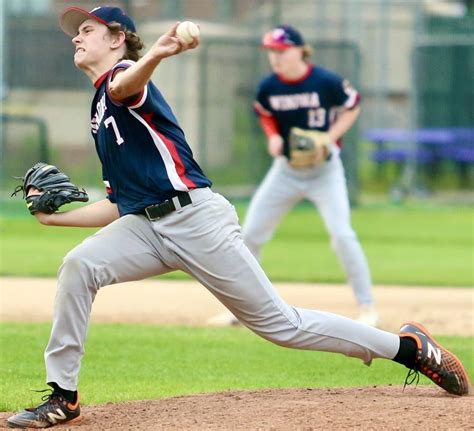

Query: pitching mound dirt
[1,386,473,430]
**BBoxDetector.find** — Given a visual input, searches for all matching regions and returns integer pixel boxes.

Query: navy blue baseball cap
[60,5,136,37]
[262,25,305,50]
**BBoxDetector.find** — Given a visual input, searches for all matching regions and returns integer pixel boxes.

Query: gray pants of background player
[45,187,398,390]
[243,154,374,307]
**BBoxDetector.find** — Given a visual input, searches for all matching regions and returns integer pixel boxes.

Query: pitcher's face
[71,19,112,70]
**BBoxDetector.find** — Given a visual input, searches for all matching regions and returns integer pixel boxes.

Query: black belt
[144,192,192,221]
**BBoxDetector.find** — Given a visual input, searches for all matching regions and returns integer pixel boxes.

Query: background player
[209,25,378,328]
[7,7,470,429]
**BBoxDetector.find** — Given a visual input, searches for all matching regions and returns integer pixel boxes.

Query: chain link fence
[1,0,473,203]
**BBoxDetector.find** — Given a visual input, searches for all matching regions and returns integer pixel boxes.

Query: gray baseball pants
[45,187,399,390]
[243,154,374,306]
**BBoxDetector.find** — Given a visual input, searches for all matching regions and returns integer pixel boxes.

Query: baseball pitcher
[7,8,470,429]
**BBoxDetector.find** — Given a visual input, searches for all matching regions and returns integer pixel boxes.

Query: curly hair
[303,44,313,61]
[106,22,145,61]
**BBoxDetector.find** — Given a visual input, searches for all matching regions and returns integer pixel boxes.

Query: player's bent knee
[248,319,305,348]
[331,232,358,249]
[58,251,103,293]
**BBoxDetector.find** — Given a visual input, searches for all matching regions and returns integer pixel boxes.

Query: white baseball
[176,21,200,44]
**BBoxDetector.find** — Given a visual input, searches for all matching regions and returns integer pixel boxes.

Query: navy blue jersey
[90,60,211,216]
[254,64,360,156]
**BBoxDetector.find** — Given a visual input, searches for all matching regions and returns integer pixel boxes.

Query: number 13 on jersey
[308,108,326,128]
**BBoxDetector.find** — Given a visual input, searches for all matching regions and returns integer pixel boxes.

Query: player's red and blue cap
[60,6,136,37]
[262,25,305,50]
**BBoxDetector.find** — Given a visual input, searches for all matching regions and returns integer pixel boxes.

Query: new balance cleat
[7,390,81,428]
[400,321,471,396]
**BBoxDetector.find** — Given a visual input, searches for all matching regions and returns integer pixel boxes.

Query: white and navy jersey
[254,64,360,157]
[91,60,211,216]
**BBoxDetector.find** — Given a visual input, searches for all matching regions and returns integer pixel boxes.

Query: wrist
[268,134,282,142]
[143,50,164,66]
[34,212,56,225]
[327,131,338,143]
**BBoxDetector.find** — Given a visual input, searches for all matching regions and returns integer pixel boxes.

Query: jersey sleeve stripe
[344,90,360,110]
[103,180,113,195]
[259,113,280,138]
[103,180,116,202]
[128,109,195,191]
[112,59,136,69]
[254,101,273,117]
[127,85,148,109]
[107,61,148,108]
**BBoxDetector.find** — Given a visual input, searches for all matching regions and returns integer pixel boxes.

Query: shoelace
[30,388,61,406]
[403,368,420,391]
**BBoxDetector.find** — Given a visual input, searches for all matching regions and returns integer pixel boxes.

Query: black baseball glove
[11,162,89,215]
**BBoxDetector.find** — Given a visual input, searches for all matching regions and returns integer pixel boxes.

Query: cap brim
[60,6,105,37]
[262,42,293,50]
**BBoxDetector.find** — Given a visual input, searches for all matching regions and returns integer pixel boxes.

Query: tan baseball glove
[288,127,332,168]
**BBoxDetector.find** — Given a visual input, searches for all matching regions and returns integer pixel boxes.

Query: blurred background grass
[1,200,472,286]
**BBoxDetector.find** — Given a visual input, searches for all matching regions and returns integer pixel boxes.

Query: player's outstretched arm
[32,196,120,228]
[327,105,361,142]
[108,22,199,101]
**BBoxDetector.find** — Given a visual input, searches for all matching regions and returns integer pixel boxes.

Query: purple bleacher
[364,129,415,143]
[370,148,407,163]
[364,128,474,164]
[370,148,434,164]
[440,145,474,163]
[451,128,474,142]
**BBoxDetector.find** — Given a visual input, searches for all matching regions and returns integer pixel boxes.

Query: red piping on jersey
[107,65,145,107]
[277,64,312,84]
[346,92,361,110]
[123,91,145,107]
[254,102,280,138]
[259,114,280,138]
[141,112,196,189]
[94,71,109,89]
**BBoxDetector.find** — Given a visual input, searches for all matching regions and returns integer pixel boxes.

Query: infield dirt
[1,277,473,430]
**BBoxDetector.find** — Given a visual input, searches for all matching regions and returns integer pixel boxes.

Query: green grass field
[1,323,472,411]
[1,200,473,286]
[1,200,473,412]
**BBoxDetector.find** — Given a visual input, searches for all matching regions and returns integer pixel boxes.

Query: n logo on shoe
[427,341,442,365]
[47,409,66,424]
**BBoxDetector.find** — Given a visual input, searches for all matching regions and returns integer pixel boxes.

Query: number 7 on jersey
[104,116,124,145]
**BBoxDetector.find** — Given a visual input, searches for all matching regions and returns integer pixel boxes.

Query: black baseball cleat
[400,321,471,396]
[7,390,81,428]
